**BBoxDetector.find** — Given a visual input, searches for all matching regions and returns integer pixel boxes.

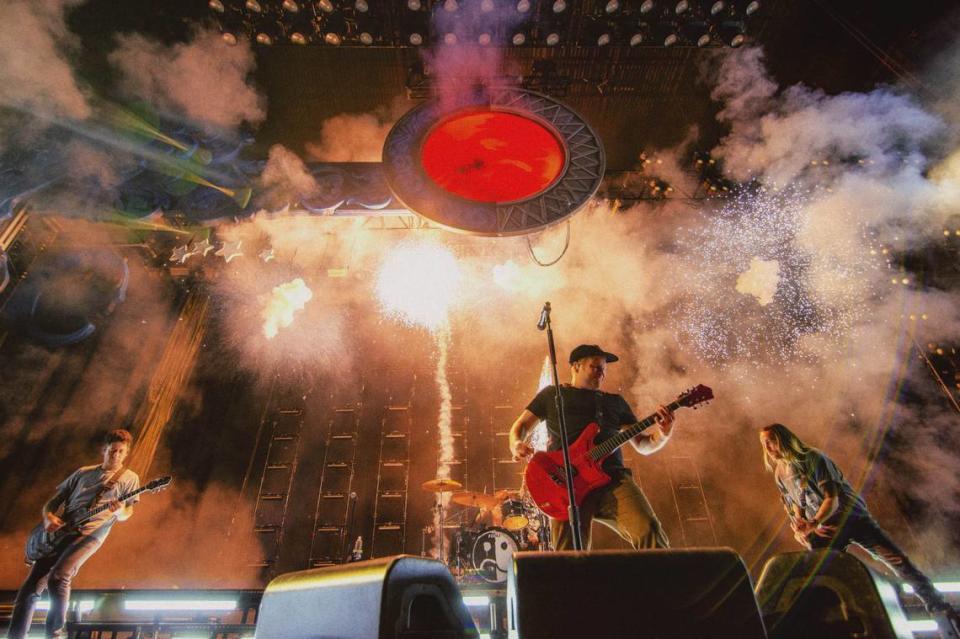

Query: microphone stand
[538,302,584,551]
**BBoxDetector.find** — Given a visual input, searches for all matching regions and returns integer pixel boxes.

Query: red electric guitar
[524,385,714,520]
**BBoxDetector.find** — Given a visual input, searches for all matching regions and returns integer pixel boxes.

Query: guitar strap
[89,465,126,510]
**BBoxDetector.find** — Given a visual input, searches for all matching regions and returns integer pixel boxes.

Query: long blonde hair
[761,423,811,472]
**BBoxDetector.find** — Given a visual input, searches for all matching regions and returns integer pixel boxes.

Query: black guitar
[24,475,172,563]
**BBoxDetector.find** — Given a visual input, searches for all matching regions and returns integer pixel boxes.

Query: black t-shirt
[525,385,638,475]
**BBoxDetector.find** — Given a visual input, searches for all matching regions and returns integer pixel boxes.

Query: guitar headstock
[145,476,173,493]
[677,384,713,409]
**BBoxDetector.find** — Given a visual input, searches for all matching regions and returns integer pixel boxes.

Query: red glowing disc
[420,110,566,203]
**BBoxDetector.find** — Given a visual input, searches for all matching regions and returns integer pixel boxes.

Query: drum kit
[421,478,551,584]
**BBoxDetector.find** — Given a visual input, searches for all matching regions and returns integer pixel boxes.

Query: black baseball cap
[569,344,619,364]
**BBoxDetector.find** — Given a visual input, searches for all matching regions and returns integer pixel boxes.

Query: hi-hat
[421,478,463,493]
[450,490,500,509]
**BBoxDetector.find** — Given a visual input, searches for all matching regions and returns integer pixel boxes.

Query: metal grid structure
[250,395,307,576]
[309,399,363,567]
[207,0,767,49]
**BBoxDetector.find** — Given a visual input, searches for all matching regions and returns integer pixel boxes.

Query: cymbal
[450,490,500,509]
[421,478,463,493]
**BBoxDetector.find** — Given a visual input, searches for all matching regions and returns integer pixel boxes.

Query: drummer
[473,489,519,528]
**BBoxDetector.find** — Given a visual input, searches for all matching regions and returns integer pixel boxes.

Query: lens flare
[375,241,462,331]
[262,278,313,339]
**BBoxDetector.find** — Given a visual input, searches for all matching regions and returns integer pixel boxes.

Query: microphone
[537,302,551,331]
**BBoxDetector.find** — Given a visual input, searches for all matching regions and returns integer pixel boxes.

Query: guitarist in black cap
[509,344,676,550]
[8,429,139,639]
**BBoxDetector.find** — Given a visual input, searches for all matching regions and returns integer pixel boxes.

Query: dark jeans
[7,535,102,639]
[811,516,948,613]
[550,474,669,550]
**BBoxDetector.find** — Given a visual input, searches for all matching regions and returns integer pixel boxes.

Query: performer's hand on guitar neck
[654,404,676,436]
[43,513,65,533]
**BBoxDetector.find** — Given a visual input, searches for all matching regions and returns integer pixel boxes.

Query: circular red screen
[420,110,565,203]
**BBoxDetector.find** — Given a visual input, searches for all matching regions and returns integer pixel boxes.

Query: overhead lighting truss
[208,0,764,48]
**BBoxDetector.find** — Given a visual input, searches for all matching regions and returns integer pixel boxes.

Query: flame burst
[262,278,313,339]
[375,241,462,331]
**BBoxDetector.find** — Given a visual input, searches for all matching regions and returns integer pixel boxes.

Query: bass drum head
[471,527,518,583]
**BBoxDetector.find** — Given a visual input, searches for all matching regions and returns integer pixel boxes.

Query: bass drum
[471,527,518,583]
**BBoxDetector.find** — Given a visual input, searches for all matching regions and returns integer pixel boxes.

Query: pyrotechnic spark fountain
[262,278,313,339]
[674,184,876,368]
[375,241,462,556]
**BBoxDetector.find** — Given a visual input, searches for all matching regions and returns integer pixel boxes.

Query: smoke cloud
[108,30,266,131]
[0,0,91,121]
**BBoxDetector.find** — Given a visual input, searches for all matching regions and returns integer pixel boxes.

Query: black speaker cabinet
[755,550,912,639]
[506,549,767,638]
[256,555,479,638]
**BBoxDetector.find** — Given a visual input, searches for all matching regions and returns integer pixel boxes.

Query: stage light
[443,32,457,44]
[444,0,458,11]
[546,32,560,45]
[282,0,299,11]
[675,1,689,13]
[324,31,342,45]
[290,31,308,43]
[360,31,374,44]
[709,0,725,14]
[410,32,423,45]
[407,0,421,9]
[719,20,745,46]
[256,32,273,44]
[553,0,566,13]
[355,0,368,10]
[664,32,678,45]
[640,0,655,12]
[517,0,531,11]
[124,600,238,611]
[318,0,334,13]
[904,582,960,594]
[245,0,262,12]
[208,0,225,12]
[697,33,711,46]
[629,32,644,45]
[605,0,619,12]
[745,0,759,14]
[462,596,491,606]
[512,31,526,45]
[481,0,494,12]
[478,32,492,45]
[222,31,238,45]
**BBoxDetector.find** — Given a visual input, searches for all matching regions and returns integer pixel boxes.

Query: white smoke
[108,30,266,130]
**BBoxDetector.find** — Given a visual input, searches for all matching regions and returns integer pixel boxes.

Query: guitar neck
[586,399,683,461]
[73,485,147,526]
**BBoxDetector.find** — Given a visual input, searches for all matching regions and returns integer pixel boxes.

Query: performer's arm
[42,494,66,532]
[108,500,134,522]
[795,483,839,535]
[509,410,540,461]
[630,405,675,455]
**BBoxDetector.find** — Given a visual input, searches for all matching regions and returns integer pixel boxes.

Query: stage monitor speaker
[506,549,767,639]
[256,555,479,639]
[755,549,912,639]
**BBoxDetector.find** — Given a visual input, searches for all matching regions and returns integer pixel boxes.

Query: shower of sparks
[530,355,552,451]
[262,278,313,339]
[433,327,455,556]
[674,184,876,367]
[375,241,462,331]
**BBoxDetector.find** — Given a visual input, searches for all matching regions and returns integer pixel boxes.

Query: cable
[526,219,571,266]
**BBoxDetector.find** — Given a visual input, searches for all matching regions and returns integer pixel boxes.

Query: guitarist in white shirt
[8,429,139,639]
[508,344,676,550]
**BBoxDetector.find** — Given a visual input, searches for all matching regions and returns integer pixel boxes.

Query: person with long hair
[759,423,958,628]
